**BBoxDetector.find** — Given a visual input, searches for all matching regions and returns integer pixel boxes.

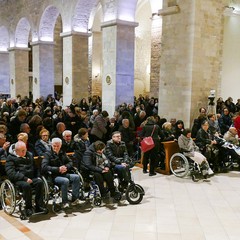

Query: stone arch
[15,18,31,47]
[72,0,99,32]
[0,26,9,51]
[39,5,61,41]
[117,0,138,21]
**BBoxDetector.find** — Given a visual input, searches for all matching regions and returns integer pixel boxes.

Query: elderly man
[42,138,80,209]
[5,141,46,217]
[105,131,131,189]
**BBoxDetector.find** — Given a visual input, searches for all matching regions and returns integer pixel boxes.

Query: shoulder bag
[141,125,156,153]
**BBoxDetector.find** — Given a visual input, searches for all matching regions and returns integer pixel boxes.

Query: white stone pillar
[31,41,55,101]
[0,51,10,95]
[8,47,29,99]
[101,20,138,117]
[61,31,90,107]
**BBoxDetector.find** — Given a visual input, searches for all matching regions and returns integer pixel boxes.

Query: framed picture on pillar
[106,75,112,85]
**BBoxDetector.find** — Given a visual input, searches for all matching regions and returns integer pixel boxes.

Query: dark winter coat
[5,151,38,183]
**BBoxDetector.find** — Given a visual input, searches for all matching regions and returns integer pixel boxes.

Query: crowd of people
[0,93,240,215]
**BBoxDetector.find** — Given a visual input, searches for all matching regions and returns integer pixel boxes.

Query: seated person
[223,127,240,165]
[0,133,10,159]
[35,129,51,156]
[61,130,77,153]
[5,141,47,216]
[208,114,221,136]
[178,129,214,177]
[0,133,10,177]
[195,120,219,171]
[223,127,239,145]
[162,122,176,141]
[82,140,120,198]
[105,131,131,187]
[74,128,90,170]
[118,119,135,156]
[9,132,35,157]
[42,137,80,208]
[173,120,184,139]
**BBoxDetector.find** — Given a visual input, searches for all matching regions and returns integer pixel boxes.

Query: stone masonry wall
[159,0,225,127]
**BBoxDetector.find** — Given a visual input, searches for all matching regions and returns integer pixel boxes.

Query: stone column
[158,0,224,127]
[8,47,29,99]
[101,20,138,116]
[61,31,90,107]
[31,41,55,101]
[150,15,162,97]
[0,51,10,95]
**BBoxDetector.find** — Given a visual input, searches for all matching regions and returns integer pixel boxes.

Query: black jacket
[141,120,163,143]
[5,151,38,182]
[82,143,110,173]
[105,140,129,165]
[195,128,212,150]
[41,149,73,177]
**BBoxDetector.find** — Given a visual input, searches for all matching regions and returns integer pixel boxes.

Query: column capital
[30,41,55,46]
[60,31,92,38]
[8,47,30,51]
[101,19,139,29]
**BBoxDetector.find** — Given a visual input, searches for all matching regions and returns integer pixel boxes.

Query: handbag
[141,125,156,153]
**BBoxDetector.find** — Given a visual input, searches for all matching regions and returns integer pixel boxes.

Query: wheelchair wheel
[125,184,144,205]
[93,196,102,206]
[0,179,16,215]
[170,153,189,178]
[41,176,49,206]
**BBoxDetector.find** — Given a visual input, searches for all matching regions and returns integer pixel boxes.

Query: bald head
[229,127,237,135]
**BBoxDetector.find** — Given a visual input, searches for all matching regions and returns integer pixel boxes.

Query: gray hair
[62,130,72,137]
[51,137,62,145]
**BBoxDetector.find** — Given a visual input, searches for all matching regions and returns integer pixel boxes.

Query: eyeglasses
[113,135,121,138]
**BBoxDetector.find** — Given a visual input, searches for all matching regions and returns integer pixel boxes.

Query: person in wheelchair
[223,127,240,167]
[178,129,214,178]
[195,120,220,172]
[82,140,120,199]
[41,137,81,209]
[105,131,131,189]
[5,141,47,217]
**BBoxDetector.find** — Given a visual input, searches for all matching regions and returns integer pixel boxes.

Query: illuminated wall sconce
[158,5,180,16]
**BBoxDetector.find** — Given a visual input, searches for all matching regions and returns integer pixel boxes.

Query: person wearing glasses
[105,131,131,189]
[35,129,51,157]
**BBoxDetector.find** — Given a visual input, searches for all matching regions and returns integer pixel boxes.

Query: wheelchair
[0,178,49,220]
[78,171,102,207]
[44,167,102,212]
[112,158,145,204]
[169,153,209,182]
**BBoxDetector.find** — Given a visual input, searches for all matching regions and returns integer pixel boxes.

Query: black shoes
[149,172,156,176]
[110,191,122,200]
[35,206,48,213]
[143,170,148,174]
[25,208,33,217]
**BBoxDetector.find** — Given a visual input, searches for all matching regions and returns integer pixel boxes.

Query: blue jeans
[54,174,80,204]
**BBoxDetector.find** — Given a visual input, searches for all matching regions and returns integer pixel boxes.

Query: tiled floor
[1,168,240,240]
